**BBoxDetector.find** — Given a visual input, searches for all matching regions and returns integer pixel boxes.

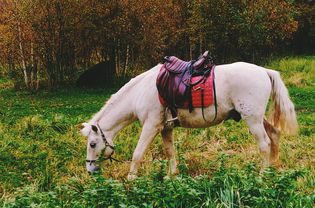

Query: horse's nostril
[93,166,100,171]
[90,143,96,148]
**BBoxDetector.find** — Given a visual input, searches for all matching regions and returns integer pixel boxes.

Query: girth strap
[212,69,218,122]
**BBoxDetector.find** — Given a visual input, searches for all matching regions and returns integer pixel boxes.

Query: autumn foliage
[0,0,312,90]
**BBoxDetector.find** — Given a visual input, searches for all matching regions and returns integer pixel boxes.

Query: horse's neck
[95,96,135,139]
[90,75,145,139]
[90,64,160,140]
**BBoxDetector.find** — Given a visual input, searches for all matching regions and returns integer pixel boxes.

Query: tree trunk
[17,21,29,89]
[36,65,40,90]
[115,47,119,75]
[189,41,193,60]
[56,1,64,85]
[199,36,203,54]
[30,41,35,90]
[7,45,15,72]
[115,39,120,75]
[124,44,130,76]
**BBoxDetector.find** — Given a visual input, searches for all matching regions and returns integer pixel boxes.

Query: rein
[85,123,123,165]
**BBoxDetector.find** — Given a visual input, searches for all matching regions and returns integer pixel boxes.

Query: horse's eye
[90,142,96,148]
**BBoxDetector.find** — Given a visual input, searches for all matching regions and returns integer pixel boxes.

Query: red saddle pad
[158,69,215,109]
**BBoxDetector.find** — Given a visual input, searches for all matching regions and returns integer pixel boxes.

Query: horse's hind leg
[161,128,178,176]
[244,116,271,169]
[263,118,281,167]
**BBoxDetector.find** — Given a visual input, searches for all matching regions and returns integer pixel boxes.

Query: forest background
[0,0,314,90]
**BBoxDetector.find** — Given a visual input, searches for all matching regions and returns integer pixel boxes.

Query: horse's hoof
[271,160,283,169]
[127,173,137,181]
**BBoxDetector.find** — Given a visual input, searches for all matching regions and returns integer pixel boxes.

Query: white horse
[81,62,298,180]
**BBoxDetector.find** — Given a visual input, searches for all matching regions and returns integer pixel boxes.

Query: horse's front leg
[128,123,160,180]
[161,128,178,176]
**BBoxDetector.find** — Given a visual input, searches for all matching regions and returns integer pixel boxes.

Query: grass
[0,56,314,207]
[265,56,315,87]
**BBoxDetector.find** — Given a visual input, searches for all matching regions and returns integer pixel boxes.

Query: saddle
[156,51,217,124]
[164,51,210,73]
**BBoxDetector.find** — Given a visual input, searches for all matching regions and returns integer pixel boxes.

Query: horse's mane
[88,67,155,124]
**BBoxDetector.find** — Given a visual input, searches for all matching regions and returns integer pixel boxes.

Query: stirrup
[165,117,178,129]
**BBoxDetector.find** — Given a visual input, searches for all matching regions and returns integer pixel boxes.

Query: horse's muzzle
[86,162,100,172]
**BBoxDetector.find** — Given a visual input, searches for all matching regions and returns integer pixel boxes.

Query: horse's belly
[177,106,228,128]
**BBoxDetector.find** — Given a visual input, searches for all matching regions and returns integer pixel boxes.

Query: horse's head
[80,122,114,173]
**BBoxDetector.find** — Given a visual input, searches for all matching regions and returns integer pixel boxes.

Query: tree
[0,0,303,90]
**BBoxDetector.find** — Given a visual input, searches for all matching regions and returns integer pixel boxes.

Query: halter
[86,123,121,165]
[97,123,115,151]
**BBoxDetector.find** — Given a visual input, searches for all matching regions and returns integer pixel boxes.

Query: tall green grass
[3,162,313,208]
[0,57,314,207]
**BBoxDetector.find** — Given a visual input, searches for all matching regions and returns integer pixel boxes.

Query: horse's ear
[80,123,91,137]
[82,122,89,128]
[91,125,98,133]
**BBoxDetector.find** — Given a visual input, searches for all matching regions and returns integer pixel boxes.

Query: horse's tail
[265,69,298,135]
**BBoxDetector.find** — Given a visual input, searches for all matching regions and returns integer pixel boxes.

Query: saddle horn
[193,51,210,69]
[202,51,209,58]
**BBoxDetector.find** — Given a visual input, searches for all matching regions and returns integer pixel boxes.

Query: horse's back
[215,62,271,94]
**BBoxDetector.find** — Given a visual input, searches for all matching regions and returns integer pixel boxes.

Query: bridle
[97,123,115,152]
[86,123,121,165]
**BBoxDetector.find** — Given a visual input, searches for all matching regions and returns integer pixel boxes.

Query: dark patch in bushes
[76,61,116,88]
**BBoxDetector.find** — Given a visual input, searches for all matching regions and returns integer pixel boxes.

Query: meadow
[0,56,314,207]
